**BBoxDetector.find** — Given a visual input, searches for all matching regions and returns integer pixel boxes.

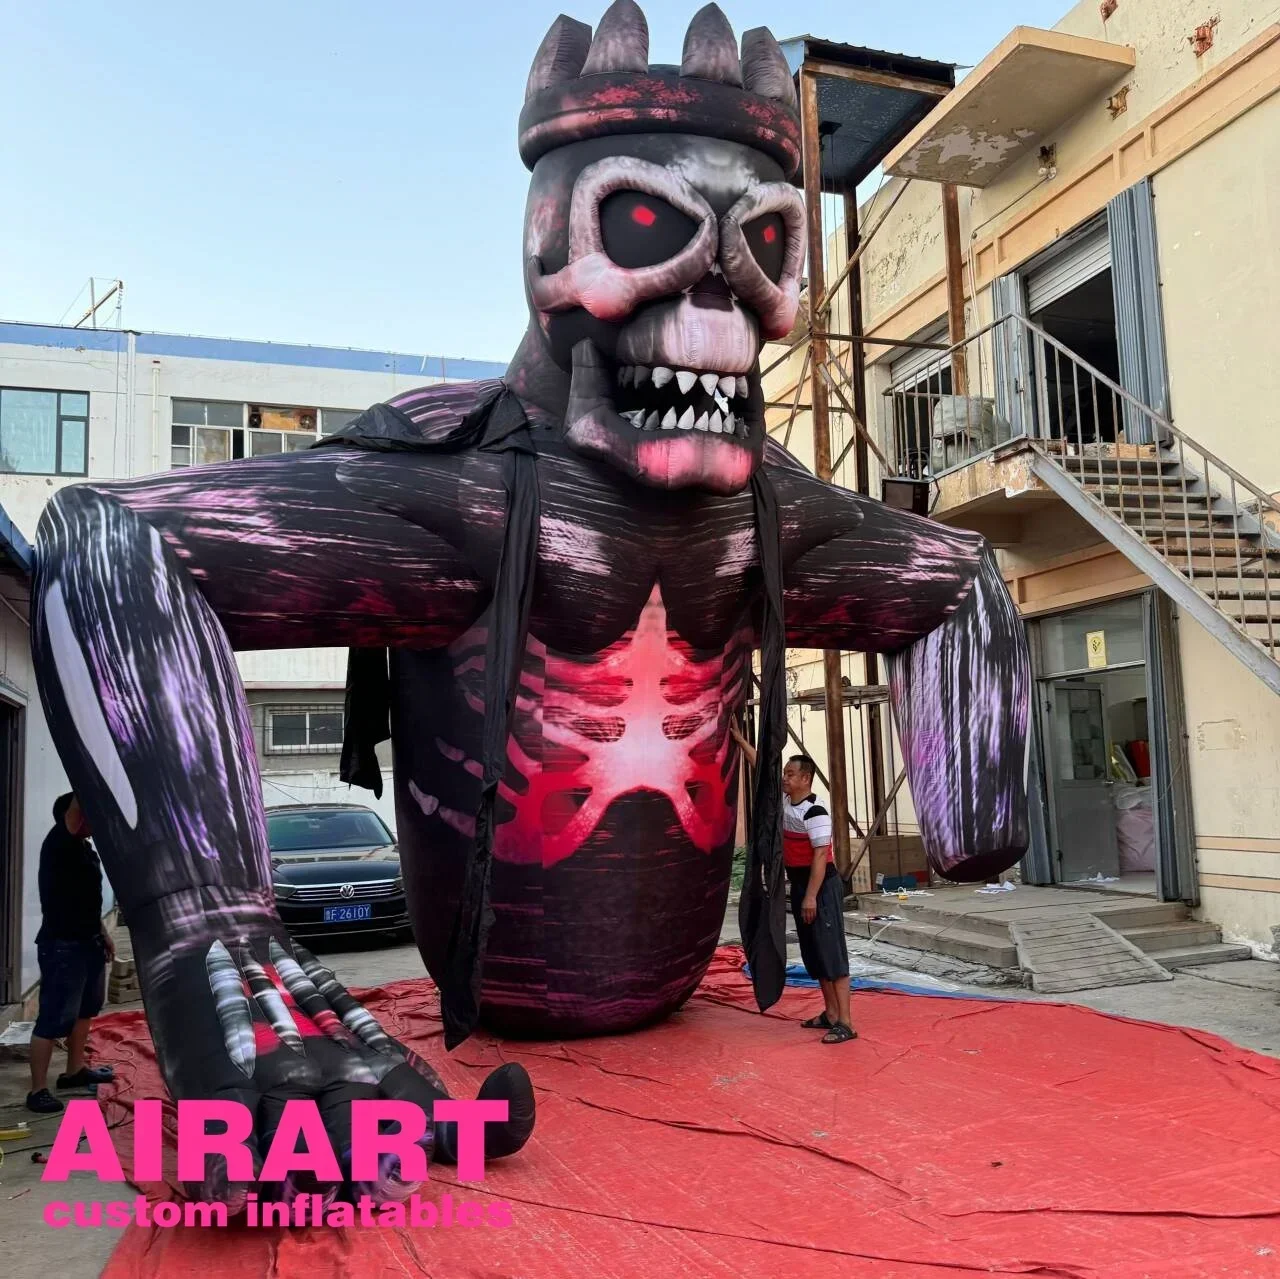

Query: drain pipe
[149,359,161,474]
[124,331,137,476]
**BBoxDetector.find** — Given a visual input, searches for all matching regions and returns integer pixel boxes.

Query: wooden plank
[1018,926,1135,944]
[1024,943,1141,962]
[1041,957,1159,975]
[1016,922,1111,936]
[1010,914,1170,993]
[799,66,852,880]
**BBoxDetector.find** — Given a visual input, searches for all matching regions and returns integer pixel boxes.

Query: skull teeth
[614,363,753,438]
[620,406,748,436]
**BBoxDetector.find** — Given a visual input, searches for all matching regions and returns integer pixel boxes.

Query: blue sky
[2,1,1068,362]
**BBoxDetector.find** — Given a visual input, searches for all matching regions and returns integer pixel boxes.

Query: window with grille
[266,707,346,754]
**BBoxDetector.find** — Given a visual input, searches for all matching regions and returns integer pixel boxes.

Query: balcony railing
[885,313,1042,480]
[884,312,1280,674]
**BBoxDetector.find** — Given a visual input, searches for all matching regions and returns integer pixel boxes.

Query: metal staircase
[887,314,1280,696]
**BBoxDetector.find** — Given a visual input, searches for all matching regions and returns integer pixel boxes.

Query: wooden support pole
[816,178,911,315]
[800,66,852,877]
[840,191,871,496]
[818,360,889,471]
[841,189,887,820]
[942,183,969,396]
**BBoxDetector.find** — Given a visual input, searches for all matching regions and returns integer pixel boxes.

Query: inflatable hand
[135,919,534,1211]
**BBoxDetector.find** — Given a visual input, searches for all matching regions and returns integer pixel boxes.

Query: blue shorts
[34,937,107,1039]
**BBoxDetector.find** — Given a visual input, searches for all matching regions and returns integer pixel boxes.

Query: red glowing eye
[631,204,657,227]
[762,225,777,244]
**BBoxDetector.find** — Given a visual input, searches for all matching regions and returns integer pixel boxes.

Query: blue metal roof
[0,321,508,383]
[0,504,33,577]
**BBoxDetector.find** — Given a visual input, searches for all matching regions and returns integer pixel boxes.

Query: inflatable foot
[434,1062,536,1164]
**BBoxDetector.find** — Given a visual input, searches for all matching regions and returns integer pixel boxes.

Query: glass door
[1040,678,1121,883]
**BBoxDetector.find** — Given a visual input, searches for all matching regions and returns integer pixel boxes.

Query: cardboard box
[867,834,930,888]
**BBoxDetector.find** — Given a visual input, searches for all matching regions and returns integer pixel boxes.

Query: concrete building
[0,321,504,1000]
[766,2,1280,948]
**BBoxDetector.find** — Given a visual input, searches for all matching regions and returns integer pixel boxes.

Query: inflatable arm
[783,490,1031,882]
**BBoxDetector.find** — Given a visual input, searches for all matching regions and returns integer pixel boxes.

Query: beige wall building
[768,2,1280,946]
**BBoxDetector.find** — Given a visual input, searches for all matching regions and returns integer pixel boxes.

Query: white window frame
[170,399,323,470]
[320,408,362,436]
[0,386,90,477]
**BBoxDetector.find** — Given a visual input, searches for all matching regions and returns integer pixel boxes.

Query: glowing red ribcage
[444,586,747,867]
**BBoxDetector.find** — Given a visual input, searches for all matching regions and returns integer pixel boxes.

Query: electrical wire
[967,173,1053,243]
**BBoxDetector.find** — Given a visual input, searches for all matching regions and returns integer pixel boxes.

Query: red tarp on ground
[85,946,1280,1278]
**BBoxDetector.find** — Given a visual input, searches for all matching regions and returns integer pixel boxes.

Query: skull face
[524,133,806,495]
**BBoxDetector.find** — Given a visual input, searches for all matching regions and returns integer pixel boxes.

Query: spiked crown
[519,2,801,178]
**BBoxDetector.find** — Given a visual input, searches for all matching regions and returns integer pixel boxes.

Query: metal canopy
[780,36,955,190]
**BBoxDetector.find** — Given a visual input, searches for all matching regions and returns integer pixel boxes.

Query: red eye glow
[631,204,657,227]
[762,225,777,244]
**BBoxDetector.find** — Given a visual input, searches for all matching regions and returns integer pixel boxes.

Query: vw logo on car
[339,883,355,899]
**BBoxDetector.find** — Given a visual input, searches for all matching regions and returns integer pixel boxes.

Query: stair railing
[883,313,1280,655]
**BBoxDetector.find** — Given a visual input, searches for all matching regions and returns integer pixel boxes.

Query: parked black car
[268,804,410,941]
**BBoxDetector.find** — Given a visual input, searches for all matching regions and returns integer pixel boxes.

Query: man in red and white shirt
[781,755,854,1043]
[733,726,855,1043]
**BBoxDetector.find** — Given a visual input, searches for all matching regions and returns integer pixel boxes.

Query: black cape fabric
[321,388,787,1042]
[320,389,540,1048]
[740,468,788,1013]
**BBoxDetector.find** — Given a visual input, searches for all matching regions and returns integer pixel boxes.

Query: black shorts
[34,937,107,1039]
[787,863,849,982]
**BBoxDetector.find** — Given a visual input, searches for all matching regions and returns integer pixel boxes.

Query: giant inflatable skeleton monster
[31,1,1029,1209]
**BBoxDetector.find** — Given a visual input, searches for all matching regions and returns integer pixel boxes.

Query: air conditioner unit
[931,396,998,471]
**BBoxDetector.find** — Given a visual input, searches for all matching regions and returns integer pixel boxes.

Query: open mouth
[613,365,753,438]
[563,339,764,493]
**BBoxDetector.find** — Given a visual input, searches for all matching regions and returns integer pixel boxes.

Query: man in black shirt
[26,793,116,1114]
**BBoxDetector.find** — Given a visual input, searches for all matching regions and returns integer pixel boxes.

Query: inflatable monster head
[517,1,805,495]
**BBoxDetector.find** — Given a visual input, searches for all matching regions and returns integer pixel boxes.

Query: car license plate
[323,903,373,924]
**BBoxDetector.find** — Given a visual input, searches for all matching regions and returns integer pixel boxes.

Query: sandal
[821,1022,858,1044]
[801,1012,833,1030]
